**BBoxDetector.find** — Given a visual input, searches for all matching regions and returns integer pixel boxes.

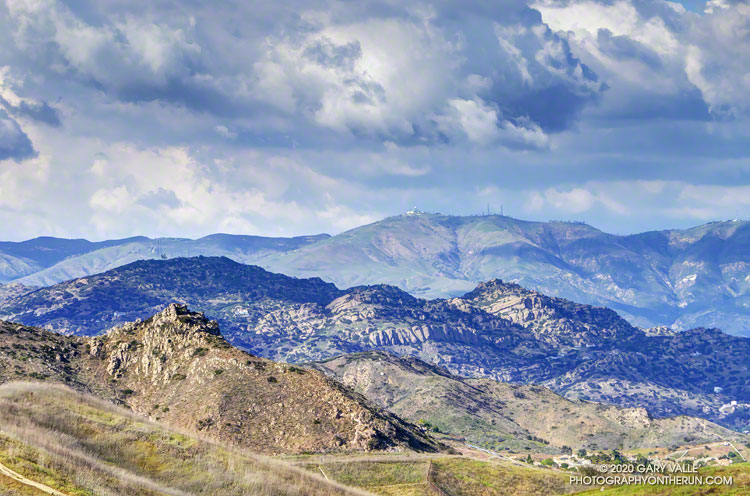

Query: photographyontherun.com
[570,474,733,487]
[570,462,733,486]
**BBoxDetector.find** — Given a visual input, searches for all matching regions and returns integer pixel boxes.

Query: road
[0,460,69,496]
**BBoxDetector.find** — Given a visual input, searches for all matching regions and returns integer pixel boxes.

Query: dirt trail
[0,460,69,496]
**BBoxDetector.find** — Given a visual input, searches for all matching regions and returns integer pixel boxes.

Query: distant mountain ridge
[3,214,750,334]
[260,214,750,334]
[2,255,749,433]
[0,232,329,286]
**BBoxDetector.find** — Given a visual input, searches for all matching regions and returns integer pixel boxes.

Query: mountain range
[1,302,742,458]
[0,233,328,286]
[3,213,750,334]
[2,255,749,433]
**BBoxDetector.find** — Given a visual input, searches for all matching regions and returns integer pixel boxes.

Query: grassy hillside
[0,381,368,496]
[296,455,580,496]
[313,352,746,452]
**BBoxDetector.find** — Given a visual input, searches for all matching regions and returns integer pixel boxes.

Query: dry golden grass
[0,381,372,496]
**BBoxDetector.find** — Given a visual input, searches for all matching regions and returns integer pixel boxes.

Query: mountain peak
[149,303,221,337]
[465,279,527,297]
[342,284,418,304]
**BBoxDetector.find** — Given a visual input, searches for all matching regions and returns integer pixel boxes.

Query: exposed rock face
[462,279,642,347]
[0,305,444,455]
[0,282,34,304]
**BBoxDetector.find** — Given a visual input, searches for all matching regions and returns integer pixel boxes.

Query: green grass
[0,471,54,495]
[303,459,435,496]
[299,455,586,496]
[312,460,428,486]
[0,436,97,495]
[430,457,578,496]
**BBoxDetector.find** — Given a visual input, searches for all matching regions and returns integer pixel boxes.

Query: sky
[1,0,750,241]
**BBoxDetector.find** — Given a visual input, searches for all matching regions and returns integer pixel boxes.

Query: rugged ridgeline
[311,352,745,452]
[2,256,750,431]
[0,233,328,286]
[0,256,343,337]
[262,214,750,334]
[0,304,442,455]
[4,215,750,333]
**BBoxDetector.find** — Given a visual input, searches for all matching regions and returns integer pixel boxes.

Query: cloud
[1,0,605,149]
[90,185,132,213]
[534,0,750,120]
[526,185,629,215]
[0,108,36,162]
[0,95,61,127]
[0,0,749,241]
[684,3,750,117]
[436,97,550,148]
[137,187,183,209]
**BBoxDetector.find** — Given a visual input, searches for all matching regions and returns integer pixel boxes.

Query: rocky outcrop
[463,279,643,347]
[0,306,445,455]
[368,325,482,346]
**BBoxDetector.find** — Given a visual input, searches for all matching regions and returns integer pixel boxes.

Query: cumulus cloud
[526,186,628,215]
[0,0,605,149]
[535,0,750,119]
[137,187,183,210]
[684,3,750,117]
[0,0,749,240]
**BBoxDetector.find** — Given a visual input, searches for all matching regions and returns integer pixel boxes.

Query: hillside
[2,256,750,431]
[0,382,367,496]
[0,304,442,455]
[0,256,343,337]
[312,352,744,453]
